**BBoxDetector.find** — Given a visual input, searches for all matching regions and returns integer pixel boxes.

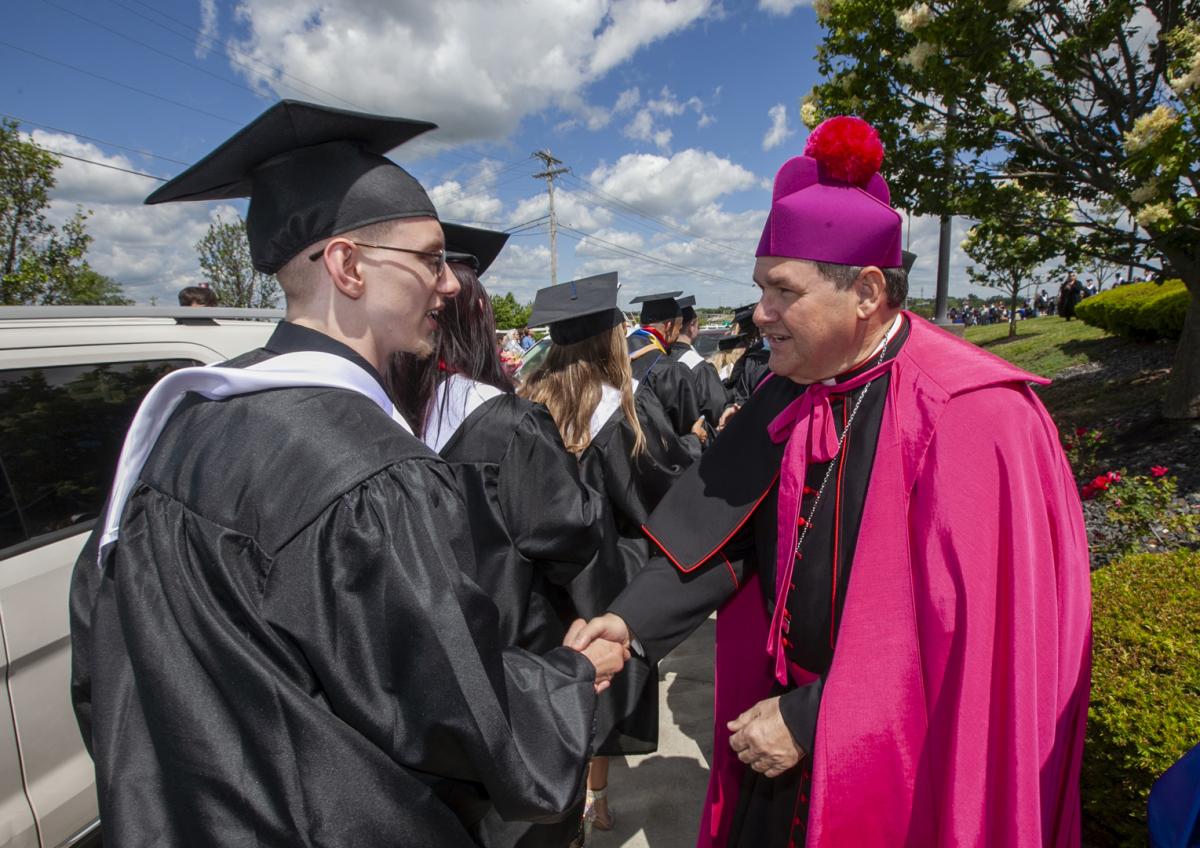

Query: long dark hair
[387,262,514,437]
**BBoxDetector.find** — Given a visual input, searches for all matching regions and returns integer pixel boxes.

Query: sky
[3,0,989,308]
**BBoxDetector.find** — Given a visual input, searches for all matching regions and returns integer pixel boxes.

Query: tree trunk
[1009,279,1020,338]
[1163,278,1200,419]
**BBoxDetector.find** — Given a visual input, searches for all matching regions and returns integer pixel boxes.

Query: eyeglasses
[309,241,446,277]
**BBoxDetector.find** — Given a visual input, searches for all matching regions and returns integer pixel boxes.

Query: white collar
[423,374,503,453]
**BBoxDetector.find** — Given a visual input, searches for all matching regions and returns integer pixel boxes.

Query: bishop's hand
[566,618,631,693]
[728,696,803,778]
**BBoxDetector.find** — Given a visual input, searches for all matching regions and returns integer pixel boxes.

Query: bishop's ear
[854,266,887,318]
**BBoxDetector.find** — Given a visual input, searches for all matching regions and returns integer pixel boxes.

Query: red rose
[1151,465,1169,478]
[1106,471,1121,483]
[1081,484,1097,500]
[1075,427,1088,437]
[1091,475,1111,491]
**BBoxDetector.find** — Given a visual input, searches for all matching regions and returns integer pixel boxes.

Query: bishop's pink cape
[697,315,1092,847]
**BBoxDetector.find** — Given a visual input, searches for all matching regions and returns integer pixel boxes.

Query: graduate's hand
[728,696,803,779]
[691,416,708,444]
[718,404,740,431]
[566,613,632,654]
[578,637,630,694]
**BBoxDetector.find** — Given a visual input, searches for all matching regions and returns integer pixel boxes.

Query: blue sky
[4,0,983,307]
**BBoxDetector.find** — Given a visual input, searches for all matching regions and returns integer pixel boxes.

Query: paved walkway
[591,618,715,848]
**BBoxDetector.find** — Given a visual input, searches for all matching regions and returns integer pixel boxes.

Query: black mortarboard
[442,223,509,276]
[902,250,917,274]
[732,303,757,330]
[528,272,625,345]
[145,100,438,274]
[630,290,683,324]
[718,333,749,351]
[677,294,697,323]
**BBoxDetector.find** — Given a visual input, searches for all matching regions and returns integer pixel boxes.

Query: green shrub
[1076,280,1190,341]
[1082,550,1200,846]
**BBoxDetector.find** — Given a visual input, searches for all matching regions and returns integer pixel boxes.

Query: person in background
[669,294,729,432]
[389,223,611,848]
[521,273,692,837]
[520,327,536,351]
[627,291,707,451]
[178,284,218,306]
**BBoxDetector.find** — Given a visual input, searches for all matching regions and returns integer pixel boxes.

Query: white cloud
[622,85,714,150]
[428,179,505,225]
[762,103,793,151]
[588,149,759,218]
[227,0,716,144]
[196,0,218,58]
[615,87,642,113]
[758,0,813,14]
[30,130,159,206]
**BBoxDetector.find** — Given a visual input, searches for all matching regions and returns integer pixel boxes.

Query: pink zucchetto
[756,115,903,268]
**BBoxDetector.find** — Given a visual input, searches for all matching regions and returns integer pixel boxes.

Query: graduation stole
[97,351,411,568]
[629,326,668,359]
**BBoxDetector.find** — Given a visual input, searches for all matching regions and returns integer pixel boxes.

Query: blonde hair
[519,325,645,457]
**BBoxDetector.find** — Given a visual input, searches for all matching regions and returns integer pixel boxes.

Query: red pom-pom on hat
[803,116,884,187]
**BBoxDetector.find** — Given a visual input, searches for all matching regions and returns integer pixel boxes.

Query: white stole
[423,374,503,453]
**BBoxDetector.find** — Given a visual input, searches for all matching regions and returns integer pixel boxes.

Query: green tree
[1,118,128,305]
[195,215,280,308]
[490,292,532,329]
[808,0,1200,417]
[962,187,1074,337]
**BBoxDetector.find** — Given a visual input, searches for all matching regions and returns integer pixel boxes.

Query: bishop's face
[361,217,459,358]
[752,257,868,385]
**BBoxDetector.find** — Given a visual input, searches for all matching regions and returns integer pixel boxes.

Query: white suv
[0,306,280,848]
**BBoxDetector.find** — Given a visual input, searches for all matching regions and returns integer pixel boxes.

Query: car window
[0,359,197,556]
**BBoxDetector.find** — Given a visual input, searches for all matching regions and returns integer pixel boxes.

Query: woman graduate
[388,224,610,848]
[520,272,694,833]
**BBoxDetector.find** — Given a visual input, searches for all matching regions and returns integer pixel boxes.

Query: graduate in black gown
[388,225,614,848]
[68,101,627,848]
[626,291,707,451]
[720,303,772,426]
[520,273,692,834]
[668,294,729,430]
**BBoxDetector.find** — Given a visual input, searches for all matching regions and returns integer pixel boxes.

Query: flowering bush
[1061,425,1106,480]
[1083,466,1200,559]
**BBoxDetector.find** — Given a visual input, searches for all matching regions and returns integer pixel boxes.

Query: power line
[39,149,167,181]
[3,113,191,166]
[0,40,241,125]
[38,0,271,103]
[557,225,747,286]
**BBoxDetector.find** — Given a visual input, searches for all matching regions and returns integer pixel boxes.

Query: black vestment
[669,340,729,429]
[70,323,599,848]
[610,322,910,847]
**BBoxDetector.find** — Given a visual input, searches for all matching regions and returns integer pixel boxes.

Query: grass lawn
[964,316,1116,379]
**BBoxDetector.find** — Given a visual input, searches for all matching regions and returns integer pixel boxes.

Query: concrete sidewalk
[591,619,715,848]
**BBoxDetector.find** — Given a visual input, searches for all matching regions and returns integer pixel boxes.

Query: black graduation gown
[577,387,692,755]
[436,391,608,654]
[628,332,703,440]
[435,391,608,848]
[725,340,772,407]
[669,340,729,429]
[610,324,909,847]
[69,330,598,848]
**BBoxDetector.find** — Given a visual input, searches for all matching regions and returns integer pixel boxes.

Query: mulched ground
[1043,340,1200,566]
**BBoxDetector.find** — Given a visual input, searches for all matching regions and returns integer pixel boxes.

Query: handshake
[563,614,634,694]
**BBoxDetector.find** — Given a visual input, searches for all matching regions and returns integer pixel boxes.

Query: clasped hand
[564,617,630,693]
[728,696,803,778]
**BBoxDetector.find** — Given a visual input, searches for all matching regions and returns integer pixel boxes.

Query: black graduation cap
[732,302,757,330]
[717,333,749,351]
[527,272,624,345]
[677,294,697,323]
[442,223,509,276]
[902,250,917,274]
[145,100,438,274]
[630,290,684,324]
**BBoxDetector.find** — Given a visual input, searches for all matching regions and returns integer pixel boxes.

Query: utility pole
[532,149,568,284]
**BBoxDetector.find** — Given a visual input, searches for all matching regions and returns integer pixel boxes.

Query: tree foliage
[490,292,532,330]
[0,118,129,305]
[809,0,1200,416]
[194,215,279,308]
[962,187,1074,336]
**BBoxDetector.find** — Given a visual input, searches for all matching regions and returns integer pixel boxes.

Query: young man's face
[752,257,867,385]
[360,217,460,357]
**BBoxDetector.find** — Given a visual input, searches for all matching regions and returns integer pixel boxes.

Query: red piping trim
[642,470,780,574]
[721,552,739,589]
